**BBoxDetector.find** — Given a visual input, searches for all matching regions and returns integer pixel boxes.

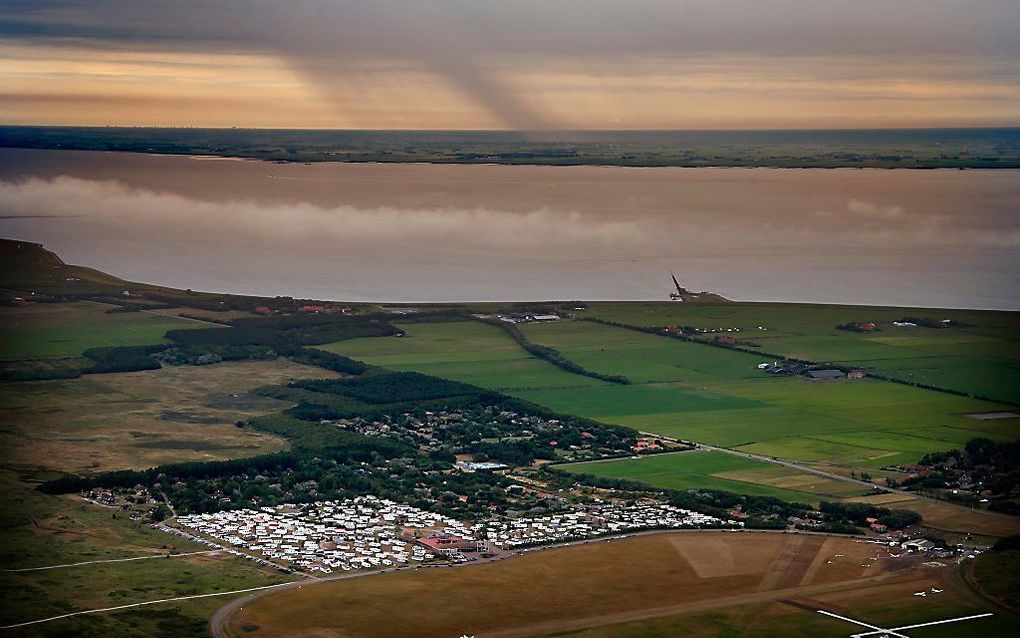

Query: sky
[1,1,1020,130]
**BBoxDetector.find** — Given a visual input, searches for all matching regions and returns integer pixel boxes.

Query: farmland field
[0,301,202,360]
[227,531,1014,638]
[582,302,1020,404]
[561,450,871,503]
[328,319,1016,475]
[320,321,609,392]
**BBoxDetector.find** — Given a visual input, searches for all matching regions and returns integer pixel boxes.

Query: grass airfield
[228,531,1012,638]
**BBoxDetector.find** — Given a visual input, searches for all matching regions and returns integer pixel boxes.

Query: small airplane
[914,591,927,597]
[931,588,943,593]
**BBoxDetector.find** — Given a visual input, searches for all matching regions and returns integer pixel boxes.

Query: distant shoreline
[3,125,1019,169]
[10,146,1020,172]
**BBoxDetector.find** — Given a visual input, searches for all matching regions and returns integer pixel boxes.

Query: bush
[83,344,167,373]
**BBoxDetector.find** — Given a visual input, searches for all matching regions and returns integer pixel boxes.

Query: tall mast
[671,273,684,296]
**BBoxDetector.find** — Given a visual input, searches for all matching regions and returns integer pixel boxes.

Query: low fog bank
[0,152,1016,308]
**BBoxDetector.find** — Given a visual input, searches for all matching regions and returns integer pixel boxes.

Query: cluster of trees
[155,345,276,366]
[292,371,492,404]
[479,318,630,385]
[472,439,557,466]
[819,501,922,530]
[281,375,638,466]
[82,344,167,373]
[42,437,545,519]
[905,438,1020,510]
[277,346,369,375]
[165,314,399,349]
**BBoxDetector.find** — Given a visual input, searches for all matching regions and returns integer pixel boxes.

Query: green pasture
[323,317,1017,478]
[582,301,1020,403]
[0,301,200,360]
[560,450,865,502]
[320,321,609,392]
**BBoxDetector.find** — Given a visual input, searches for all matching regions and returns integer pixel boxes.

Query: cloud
[2,175,1018,256]
[2,1,1020,128]
[1,169,1016,306]
[0,176,653,252]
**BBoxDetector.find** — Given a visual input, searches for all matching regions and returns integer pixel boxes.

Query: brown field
[848,493,1020,540]
[716,466,870,499]
[226,531,1013,638]
[0,359,337,474]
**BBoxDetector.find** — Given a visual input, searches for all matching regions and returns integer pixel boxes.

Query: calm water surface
[0,148,1016,308]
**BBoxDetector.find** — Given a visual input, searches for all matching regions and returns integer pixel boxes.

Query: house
[415,534,477,555]
[529,314,560,322]
[808,369,845,380]
[848,369,866,379]
[300,305,327,313]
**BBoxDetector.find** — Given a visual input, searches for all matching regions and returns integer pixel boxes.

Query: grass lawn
[560,450,870,502]
[0,301,202,360]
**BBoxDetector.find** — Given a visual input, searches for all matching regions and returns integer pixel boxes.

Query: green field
[561,450,871,503]
[319,320,609,392]
[325,319,1018,477]
[582,302,1020,404]
[0,301,200,360]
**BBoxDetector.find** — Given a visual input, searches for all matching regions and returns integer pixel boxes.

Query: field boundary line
[0,582,292,630]
[3,549,220,573]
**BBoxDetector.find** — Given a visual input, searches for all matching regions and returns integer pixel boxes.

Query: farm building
[808,369,845,380]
